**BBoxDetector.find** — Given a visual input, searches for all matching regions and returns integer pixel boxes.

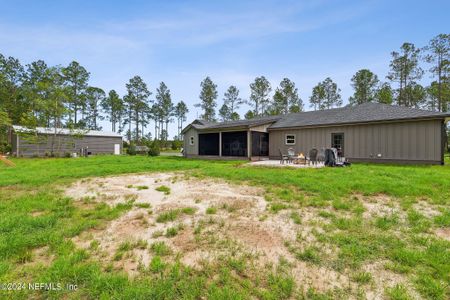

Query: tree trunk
[128,110,132,142]
[135,110,139,142]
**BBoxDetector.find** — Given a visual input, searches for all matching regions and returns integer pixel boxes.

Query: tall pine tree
[195,77,217,121]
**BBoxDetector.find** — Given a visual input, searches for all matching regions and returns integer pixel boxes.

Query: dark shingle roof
[182,103,450,133]
[200,115,282,129]
[269,103,450,129]
[183,115,282,132]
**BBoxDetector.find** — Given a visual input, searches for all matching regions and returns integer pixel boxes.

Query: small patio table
[293,155,307,165]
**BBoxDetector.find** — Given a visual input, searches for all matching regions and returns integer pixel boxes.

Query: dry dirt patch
[65,173,424,297]
[434,227,450,241]
[361,194,403,219]
[66,173,298,266]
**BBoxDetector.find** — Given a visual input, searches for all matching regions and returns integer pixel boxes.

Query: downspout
[16,133,19,157]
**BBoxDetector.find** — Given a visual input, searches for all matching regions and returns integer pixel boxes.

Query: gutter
[268,116,450,131]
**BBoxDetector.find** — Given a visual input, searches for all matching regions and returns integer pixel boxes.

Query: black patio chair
[324,148,336,167]
[308,148,318,165]
[317,147,326,163]
[279,148,289,164]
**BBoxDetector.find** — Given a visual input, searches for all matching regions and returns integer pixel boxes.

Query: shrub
[171,140,182,150]
[0,143,11,154]
[127,143,137,156]
[148,141,160,156]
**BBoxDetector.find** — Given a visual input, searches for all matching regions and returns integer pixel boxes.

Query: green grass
[0,155,449,299]
[352,271,372,284]
[156,209,180,223]
[385,284,412,300]
[150,241,172,256]
[155,185,171,195]
[165,226,179,237]
[206,207,217,214]
[156,207,197,223]
[135,185,149,190]
[290,211,302,224]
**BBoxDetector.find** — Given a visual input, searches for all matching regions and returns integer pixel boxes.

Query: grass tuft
[155,185,171,195]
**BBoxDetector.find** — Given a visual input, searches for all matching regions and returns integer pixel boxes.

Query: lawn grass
[0,155,449,299]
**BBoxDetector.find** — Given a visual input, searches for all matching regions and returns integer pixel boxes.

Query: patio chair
[325,148,336,167]
[287,148,296,163]
[317,148,325,162]
[331,148,339,163]
[279,148,289,164]
[308,148,318,165]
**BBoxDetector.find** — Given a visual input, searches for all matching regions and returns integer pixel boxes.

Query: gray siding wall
[269,119,443,163]
[183,127,199,156]
[14,133,122,157]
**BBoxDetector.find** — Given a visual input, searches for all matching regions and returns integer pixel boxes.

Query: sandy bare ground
[65,172,433,298]
[66,173,296,269]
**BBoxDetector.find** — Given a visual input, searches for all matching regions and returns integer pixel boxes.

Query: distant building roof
[181,103,450,133]
[12,125,122,138]
[269,103,450,129]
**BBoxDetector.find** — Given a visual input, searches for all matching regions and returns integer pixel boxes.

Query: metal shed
[11,126,123,157]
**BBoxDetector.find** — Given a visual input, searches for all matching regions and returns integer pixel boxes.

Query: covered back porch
[198,129,269,159]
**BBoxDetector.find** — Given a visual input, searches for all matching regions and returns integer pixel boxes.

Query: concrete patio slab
[247,160,325,168]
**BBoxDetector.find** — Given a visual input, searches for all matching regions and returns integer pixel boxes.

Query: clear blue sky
[1,0,449,137]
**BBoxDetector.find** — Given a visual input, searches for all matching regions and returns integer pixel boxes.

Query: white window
[285,134,296,145]
[189,136,194,145]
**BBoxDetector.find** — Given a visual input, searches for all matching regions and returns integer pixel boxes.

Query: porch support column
[219,131,222,157]
[247,130,251,159]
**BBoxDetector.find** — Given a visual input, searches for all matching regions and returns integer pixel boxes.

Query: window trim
[189,136,194,145]
[285,134,296,145]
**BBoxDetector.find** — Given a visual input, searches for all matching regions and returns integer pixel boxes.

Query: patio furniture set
[279,147,347,167]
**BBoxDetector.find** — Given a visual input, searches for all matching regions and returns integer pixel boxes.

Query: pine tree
[85,87,105,130]
[155,82,174,142]
[223,85,244,118]
[195,77,217,121]
[62,61,90,125]
[375,83,394,105]
[387,43,424,107]
[349,69,379,105]
[271,78,302,114]
[174,101,189,139]
[218,104,231,121]
[123,76,151,142]
[310,78,341,110]
[423,34,450,112]
[101,90,124,132]
[249,76,272,116]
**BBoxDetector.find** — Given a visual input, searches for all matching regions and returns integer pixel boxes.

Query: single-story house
[10,125,123,157]
[182,103,450,165]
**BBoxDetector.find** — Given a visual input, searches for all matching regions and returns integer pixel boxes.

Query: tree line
[0,33,449,148]
[195,34,449,122]
[0,58,189,146]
